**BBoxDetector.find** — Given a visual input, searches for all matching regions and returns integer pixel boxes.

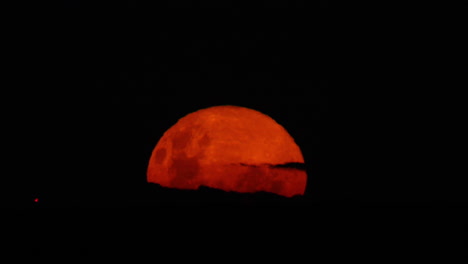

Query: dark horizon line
[238,162,306,170]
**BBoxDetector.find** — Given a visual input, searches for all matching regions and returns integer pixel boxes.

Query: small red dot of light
[34,198,39,203]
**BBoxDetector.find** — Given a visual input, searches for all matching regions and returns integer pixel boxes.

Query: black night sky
[3,1,466,208]
[2,1,466,260]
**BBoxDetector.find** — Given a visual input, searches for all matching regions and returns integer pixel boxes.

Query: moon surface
[147,105,307,197]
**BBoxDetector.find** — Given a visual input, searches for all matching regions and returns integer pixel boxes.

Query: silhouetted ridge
[238,162,306,170]
[271,162,306,170]
[133,182,304,206]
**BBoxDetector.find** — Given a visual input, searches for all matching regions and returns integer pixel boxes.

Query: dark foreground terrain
[2,183,466,261]
[3,182,467,209]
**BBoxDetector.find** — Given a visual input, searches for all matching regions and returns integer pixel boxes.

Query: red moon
[147,105,307,197]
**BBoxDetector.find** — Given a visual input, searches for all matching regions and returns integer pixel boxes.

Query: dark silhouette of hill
[108,182,308,208]
[4,180,466,209]
[2,180,465,261]
[239,162,307,170]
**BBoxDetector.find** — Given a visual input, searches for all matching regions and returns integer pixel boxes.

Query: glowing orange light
[147,105,307,197]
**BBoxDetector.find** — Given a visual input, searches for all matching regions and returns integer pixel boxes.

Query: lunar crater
[154,148,167,164]
[170,154,201,188]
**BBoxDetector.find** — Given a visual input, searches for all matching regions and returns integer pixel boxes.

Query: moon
[147,105,307,197]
